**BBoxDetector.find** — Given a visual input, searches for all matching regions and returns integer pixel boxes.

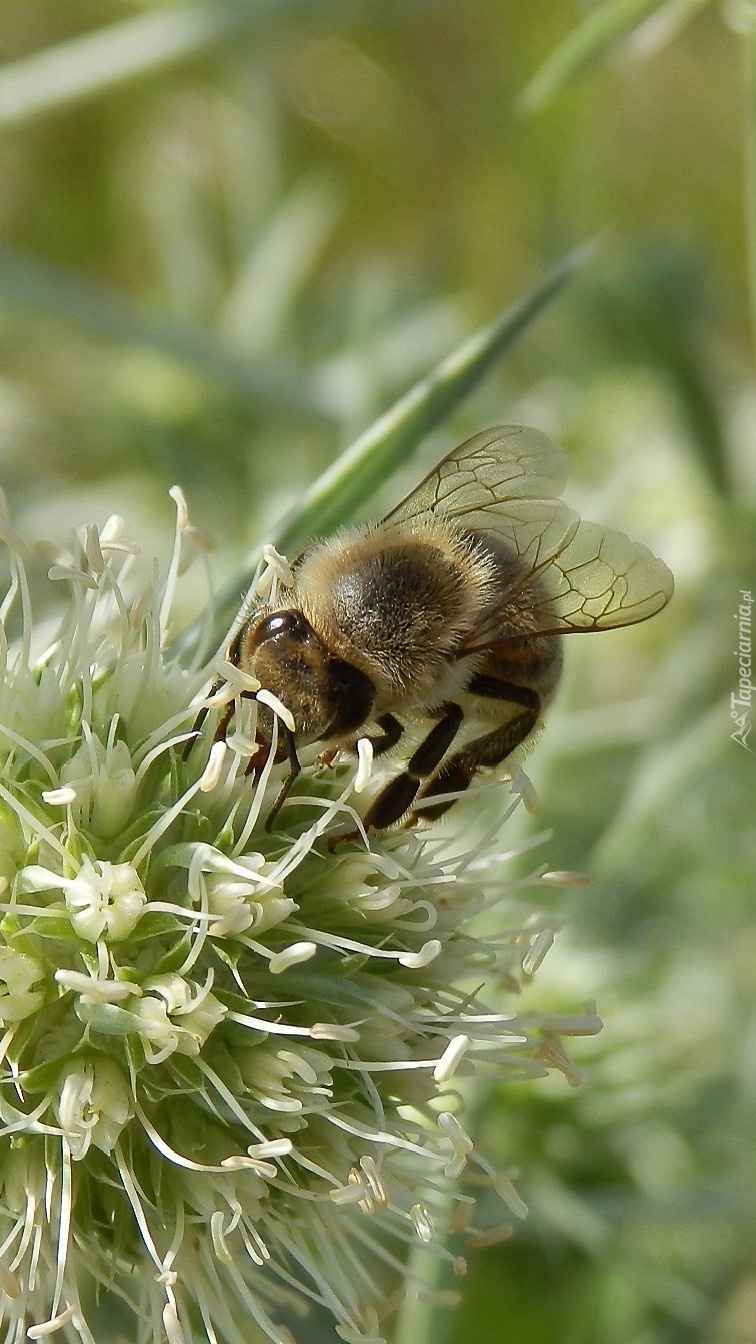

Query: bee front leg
[263,726,302,832]
[366,713,404,757]
[182,682,256,760]
[318,713,403,774]
[362,703,463,830]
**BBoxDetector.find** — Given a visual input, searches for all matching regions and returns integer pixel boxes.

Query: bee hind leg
[411,693,539,823]
[362,703,463,830]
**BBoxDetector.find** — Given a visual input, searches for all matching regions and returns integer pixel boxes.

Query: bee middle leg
[412,679,540,822]
[362,703,463,830]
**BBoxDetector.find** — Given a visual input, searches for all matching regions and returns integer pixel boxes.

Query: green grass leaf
[0,0,446,128]
[625,0,713,57]
[272,240,598,556]
[203,238,597,646]
[0,246,333,417]
[520,0,664,113]
[0,1,318,128]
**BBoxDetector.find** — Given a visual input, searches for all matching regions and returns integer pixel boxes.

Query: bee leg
[362,703,463,830]
[181,678,237,760]
[244,740,272,778]
[412,685,540,822]
[320,714,403,772]
[366,713,404,758]
[263,726,301,832]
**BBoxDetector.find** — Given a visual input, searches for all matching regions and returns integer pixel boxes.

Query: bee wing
[383,425,570,529]
[381,423,673,641]
[462,502,675,647]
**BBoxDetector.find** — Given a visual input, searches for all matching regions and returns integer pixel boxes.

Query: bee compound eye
[257,609,309,642]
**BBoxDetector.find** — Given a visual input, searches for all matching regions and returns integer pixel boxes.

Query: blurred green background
[1,3,754,1343]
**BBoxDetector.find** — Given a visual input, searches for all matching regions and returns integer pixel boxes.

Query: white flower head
[0,499,601,1344]
[65,857,147,942]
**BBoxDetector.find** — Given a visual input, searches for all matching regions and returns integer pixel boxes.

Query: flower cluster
[0,491,600,1344]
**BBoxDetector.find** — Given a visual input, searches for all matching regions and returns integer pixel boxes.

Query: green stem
[391,1239,453,1344]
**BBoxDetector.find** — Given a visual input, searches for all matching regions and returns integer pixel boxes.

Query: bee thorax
[293,524,496,698]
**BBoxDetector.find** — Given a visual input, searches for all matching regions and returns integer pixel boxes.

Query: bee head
[230,608,374,747]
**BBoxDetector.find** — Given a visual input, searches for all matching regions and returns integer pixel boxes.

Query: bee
[188,425,673,830]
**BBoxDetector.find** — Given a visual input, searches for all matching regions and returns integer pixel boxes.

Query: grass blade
[0,1,305,128]
[271,238,597,556]
[626,0,712,57]
[520,0,662,114]
[203,237,597,646]
[0,246,333,416]
[0,0,449,128]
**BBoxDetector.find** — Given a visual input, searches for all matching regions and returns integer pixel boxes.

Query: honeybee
[188,426,673,830]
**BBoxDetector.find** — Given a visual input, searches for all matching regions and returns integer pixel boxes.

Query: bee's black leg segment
[264,726,301,832]
[407,702,464,775]
[212,699,237,744]
[362,702,463,830]
[362,772,422,831]
[412,697,540,822]
[181,702,210,760]
[467,674,541,710]
[181,678,226,760]
[367,713,404,758]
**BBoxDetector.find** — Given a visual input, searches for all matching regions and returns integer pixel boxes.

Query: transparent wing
[383,425,570,530]
[382,424,673,639]
[462,504,675,646]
